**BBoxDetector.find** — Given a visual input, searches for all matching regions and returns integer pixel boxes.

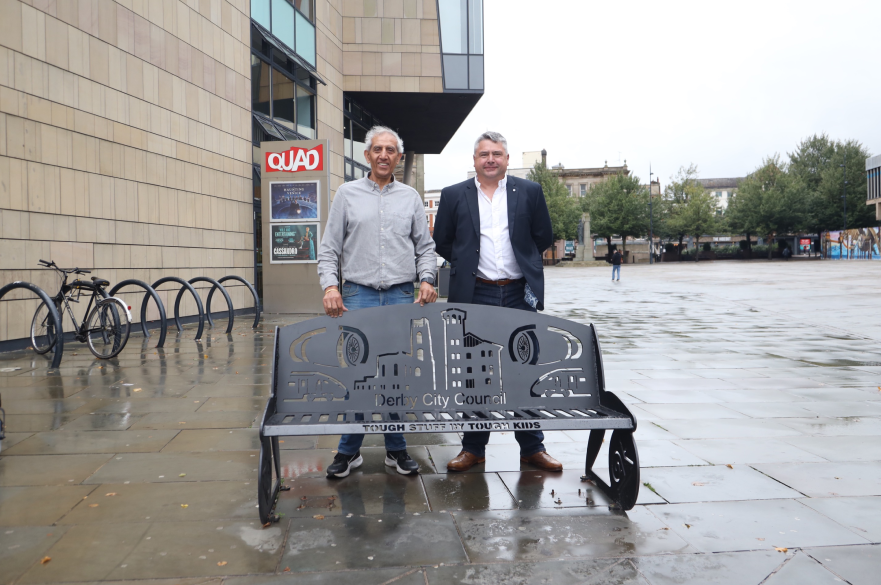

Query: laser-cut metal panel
[268,304,620,426]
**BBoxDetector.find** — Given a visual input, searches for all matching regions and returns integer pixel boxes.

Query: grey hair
[365,125,404,153]
[474,131,508,154]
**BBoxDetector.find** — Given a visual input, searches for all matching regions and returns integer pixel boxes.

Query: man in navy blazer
[433,131,563,472]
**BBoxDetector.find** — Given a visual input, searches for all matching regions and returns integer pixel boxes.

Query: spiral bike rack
[179,277,234,334]
[205,275,262,329]
[102,279,169,349]
[0,281,65,368]
[150,277,205,341]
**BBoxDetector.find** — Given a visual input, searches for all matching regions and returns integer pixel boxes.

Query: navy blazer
[433,176,554,310]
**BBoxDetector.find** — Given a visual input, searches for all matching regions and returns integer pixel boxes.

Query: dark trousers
[460,279,546,458]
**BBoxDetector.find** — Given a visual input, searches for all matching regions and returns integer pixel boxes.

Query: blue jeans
[460,279,546,458]
[612,265,620,280]
[337,281,413,455]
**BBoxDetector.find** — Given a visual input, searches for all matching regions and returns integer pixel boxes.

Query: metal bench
[257,304,640,524]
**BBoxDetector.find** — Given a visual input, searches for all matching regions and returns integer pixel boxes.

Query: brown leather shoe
[447,450,485,472]
[520,451,563,472]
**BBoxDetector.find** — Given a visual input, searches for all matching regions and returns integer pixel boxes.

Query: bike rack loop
[149,277,205,341]
[180,277,234,334]
[0,282,64,369]
[205,275,262,329]
[103,280,168,349]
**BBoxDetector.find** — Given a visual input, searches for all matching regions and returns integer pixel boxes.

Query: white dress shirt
[475,174,523,281]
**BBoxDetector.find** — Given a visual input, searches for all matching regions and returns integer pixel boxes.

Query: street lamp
[649,164,654,265]
[841,149,847,259]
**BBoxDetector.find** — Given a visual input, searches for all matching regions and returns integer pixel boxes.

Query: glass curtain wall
[251,0,316,66]
[343,97,386,182]
[438,0,484,90]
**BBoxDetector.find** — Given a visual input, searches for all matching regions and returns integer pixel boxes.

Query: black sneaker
[385,449,419,475]
[326,451,363,479]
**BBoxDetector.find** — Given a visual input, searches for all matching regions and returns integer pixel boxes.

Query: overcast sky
[424,0,881,191]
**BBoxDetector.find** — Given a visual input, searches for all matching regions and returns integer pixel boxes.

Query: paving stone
[649,499,871,553]
[58,481,257,524]
[652,419,803,440]
[753,461,881,497]
[455,507,693,562]
[0,526,68,585]
[778,417,881,436]
[161,429,262,452]
[83,452,259,484]
[640,465,804,503]
[129,410,258,430]
[632,550,785,585]
[280,513,467,571]
[0,454,113,487]
[224,568,427,585]
[0,486,96,525]
[59,413,144,431]
[797,496,881,542]
[277,473,430,517]
[782,435,881,462]
[762,551,844,584]
[673,438,826,465]
[422,472,517,511]
[4,430,179,455]
[3,413,83,432]
[17,523,149,583]
[805,544,881,585]
[424,558,649,584]
[277,447,437,479]
[636,403,748,420]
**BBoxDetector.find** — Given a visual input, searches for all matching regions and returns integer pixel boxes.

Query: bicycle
[30,260,132,359]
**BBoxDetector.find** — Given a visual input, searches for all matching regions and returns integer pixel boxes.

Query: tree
[679,190,718,259]
[582,173,650,254]
[656,165,706,260]
[725,188,759,256]
[790,135,872,257]
[737,155,806,259]
[528,162,581,241]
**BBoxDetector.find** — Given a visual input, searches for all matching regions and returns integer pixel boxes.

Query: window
[251,56,271,116]
[438,0,484,90]
[485,378,491,385]
[272,69,295,128]
[250,49,315,142]
[580,184,587,196]
[251,0,316,66]
[566,185,572,195]
[417,349,423,361]
[416,332,423,344]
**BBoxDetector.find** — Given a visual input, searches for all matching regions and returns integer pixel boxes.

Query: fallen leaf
[179,473,186,477]
[217,561,228,566]
[181,504,189,508]
[105,493,117,497]
[284,567,291,572]
[313,514,325,520]
[262,521,272,528]
[692,482,707,486]
[775,547,788,553]
[41,556,51,564]
[133,388,142,392]
[89,504,99,508]
[726,464,733,469]
[757,538,765,541]
[684,524,692,529]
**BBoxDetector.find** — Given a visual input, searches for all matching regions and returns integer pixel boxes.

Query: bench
[257,304,640,523]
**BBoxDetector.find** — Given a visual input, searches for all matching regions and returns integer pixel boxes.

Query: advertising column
[261,140,330,313]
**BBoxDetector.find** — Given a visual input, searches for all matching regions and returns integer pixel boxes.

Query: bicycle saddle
[69,280,95,289]
[91,277,110,287]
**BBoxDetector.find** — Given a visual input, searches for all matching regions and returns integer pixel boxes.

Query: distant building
[697,178,744,212]
[467,151,629,196]
[424,189,441,236]
[867,154,881,221]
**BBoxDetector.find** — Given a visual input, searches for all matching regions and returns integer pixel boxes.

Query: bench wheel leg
[608,430,640,510]
[272,436,290,492]
[258,434,280,524]
[584,429,605,475]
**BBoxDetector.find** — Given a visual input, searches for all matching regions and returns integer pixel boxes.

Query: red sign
[265,144,324,173]
[799,239,811,247]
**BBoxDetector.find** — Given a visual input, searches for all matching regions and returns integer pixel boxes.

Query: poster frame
[269,222,321,264]
[268,179,322,223]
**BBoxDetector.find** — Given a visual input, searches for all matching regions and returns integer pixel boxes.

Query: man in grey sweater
[317,126,437,478]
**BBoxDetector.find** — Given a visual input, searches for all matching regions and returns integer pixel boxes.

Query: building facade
[867,154,881,221]
[0,0,483,343]
[697,177,744,213]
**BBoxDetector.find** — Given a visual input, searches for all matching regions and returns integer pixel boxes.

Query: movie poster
[270,223,320,264]
[270,181,319,221]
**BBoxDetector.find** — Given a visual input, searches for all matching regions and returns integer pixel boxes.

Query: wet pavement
[1,260,880,584]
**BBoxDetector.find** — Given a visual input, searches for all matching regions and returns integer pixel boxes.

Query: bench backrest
[271,304,607,424]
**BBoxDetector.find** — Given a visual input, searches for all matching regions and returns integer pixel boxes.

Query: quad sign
[265,144,324,173]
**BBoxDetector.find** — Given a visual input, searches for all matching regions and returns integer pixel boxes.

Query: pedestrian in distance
[611,248,622,281]
[317,126,438,479]
[432,130,564,473]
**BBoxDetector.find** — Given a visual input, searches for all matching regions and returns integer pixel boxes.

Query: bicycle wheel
[85,298,131,359]
[30,301,58,354]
